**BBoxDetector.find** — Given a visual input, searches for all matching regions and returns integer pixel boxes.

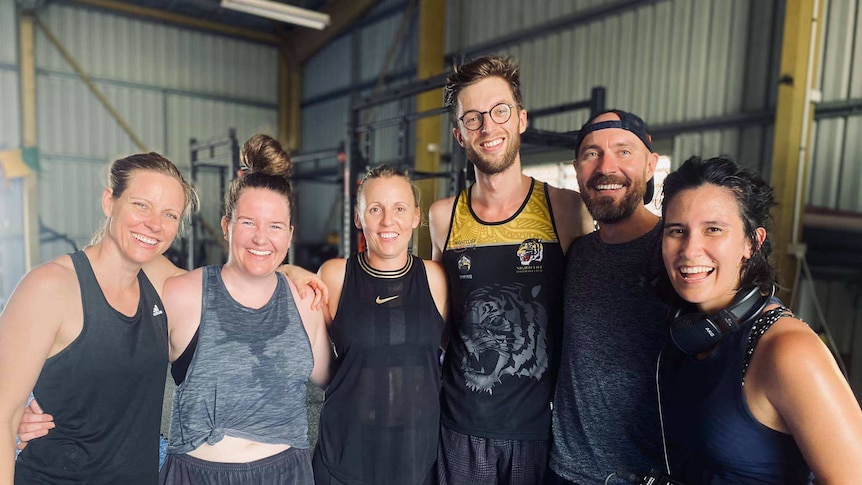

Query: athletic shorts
[159,447,313,485]
[437,425,549,485]
[312,445,435,485]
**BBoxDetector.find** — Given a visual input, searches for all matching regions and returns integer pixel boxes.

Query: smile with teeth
[679,266,715,279]
[379,232,398,241]
[480,138,503,149]
[247,248,272,256]
[595,183,624,190]
[132,233,158,246]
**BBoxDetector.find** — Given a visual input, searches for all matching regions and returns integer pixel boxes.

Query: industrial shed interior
[0,0,861,425]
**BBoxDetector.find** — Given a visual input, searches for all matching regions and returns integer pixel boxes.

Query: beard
[581,174,646,223]
[465,134,520,176]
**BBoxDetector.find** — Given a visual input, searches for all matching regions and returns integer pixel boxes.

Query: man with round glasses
[459,102,514,131]
[429,55,592,485]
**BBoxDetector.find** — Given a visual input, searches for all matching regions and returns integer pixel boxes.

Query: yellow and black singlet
[440,178,565,440]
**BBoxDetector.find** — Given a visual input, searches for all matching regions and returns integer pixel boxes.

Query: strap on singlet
[742,306,794,383]
[442,190,464,252]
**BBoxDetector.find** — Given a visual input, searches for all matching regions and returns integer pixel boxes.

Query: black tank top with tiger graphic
[440,178,565,440]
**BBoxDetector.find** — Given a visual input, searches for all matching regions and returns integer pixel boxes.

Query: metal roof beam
[67,0,283,45]
[283,0,381,64]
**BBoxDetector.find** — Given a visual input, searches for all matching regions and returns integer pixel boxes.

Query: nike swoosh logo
[375,295,400,304]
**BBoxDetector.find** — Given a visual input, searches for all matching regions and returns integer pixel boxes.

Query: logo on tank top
[515,239,544,274]
[457,254,472,279]
[375,295,400,304]
[152,304,164,317]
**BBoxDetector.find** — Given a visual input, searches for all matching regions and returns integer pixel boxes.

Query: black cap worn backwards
[575,109,655,204]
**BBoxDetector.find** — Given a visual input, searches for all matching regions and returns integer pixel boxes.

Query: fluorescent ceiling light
[221,0,331,30]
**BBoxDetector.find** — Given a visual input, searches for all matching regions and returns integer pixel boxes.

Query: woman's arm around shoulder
[277,264,328,310]
[751,313,862,482]
[163,269,204,363]
[422,259,449,322]
[288,277,332,389]
[142,254,187,297]
[317,258,347,325]
[0,259,77,483]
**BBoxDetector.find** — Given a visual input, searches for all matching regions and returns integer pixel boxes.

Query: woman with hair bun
[659,156,862,484]
[159,134,331,485]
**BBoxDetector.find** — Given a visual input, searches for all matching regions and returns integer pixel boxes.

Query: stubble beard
[581,175,646,223]
[465,134,521,176]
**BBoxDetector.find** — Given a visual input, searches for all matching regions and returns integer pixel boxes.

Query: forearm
[1,421,19,485]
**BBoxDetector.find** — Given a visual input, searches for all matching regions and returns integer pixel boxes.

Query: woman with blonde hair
[313,165,448,485]
[1,153,197,484]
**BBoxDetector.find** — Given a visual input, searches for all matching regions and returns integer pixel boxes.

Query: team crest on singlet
[516,238,543,265]
[457,254,472,276]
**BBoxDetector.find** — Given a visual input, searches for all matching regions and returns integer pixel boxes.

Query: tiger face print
[459,283,549,393]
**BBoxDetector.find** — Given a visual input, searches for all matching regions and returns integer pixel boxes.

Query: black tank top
[441,179,565,440]
[15,251,167,484]
[316,253,445,485]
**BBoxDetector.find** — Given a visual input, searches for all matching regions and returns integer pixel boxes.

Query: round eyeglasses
[458,103,513,131]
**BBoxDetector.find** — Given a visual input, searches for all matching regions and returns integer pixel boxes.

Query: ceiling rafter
[68,0,284,45]
[282,0,380,65]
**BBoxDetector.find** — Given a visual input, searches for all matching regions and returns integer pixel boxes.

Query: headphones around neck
[668,285,774,355]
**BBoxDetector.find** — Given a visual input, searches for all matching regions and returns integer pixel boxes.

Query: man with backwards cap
[547,110,669,484]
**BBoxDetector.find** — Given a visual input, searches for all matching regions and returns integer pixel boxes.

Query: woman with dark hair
[659,156,862,484]
[159,134,331,484]
[0,153,197,484]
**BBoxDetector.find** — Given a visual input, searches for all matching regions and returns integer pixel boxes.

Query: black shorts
[159,447,313,485]
[312,445,435,485]
[437,425,549,485]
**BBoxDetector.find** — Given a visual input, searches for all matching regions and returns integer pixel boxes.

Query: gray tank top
[167,265,314,454]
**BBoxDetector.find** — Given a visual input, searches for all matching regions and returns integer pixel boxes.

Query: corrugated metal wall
[0,0,15,66]
[805,0,862,398]
[0,71,20,149]
[0,3,23,308]
[810,0,862,212]
[297,2,418,244]
[448,0,782,175]
[35,6,277,105]
[0,179,24,310]
[0,0,281,305]
[31,2,279,265]
[0,0,20,149]
[298,0,784,240]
